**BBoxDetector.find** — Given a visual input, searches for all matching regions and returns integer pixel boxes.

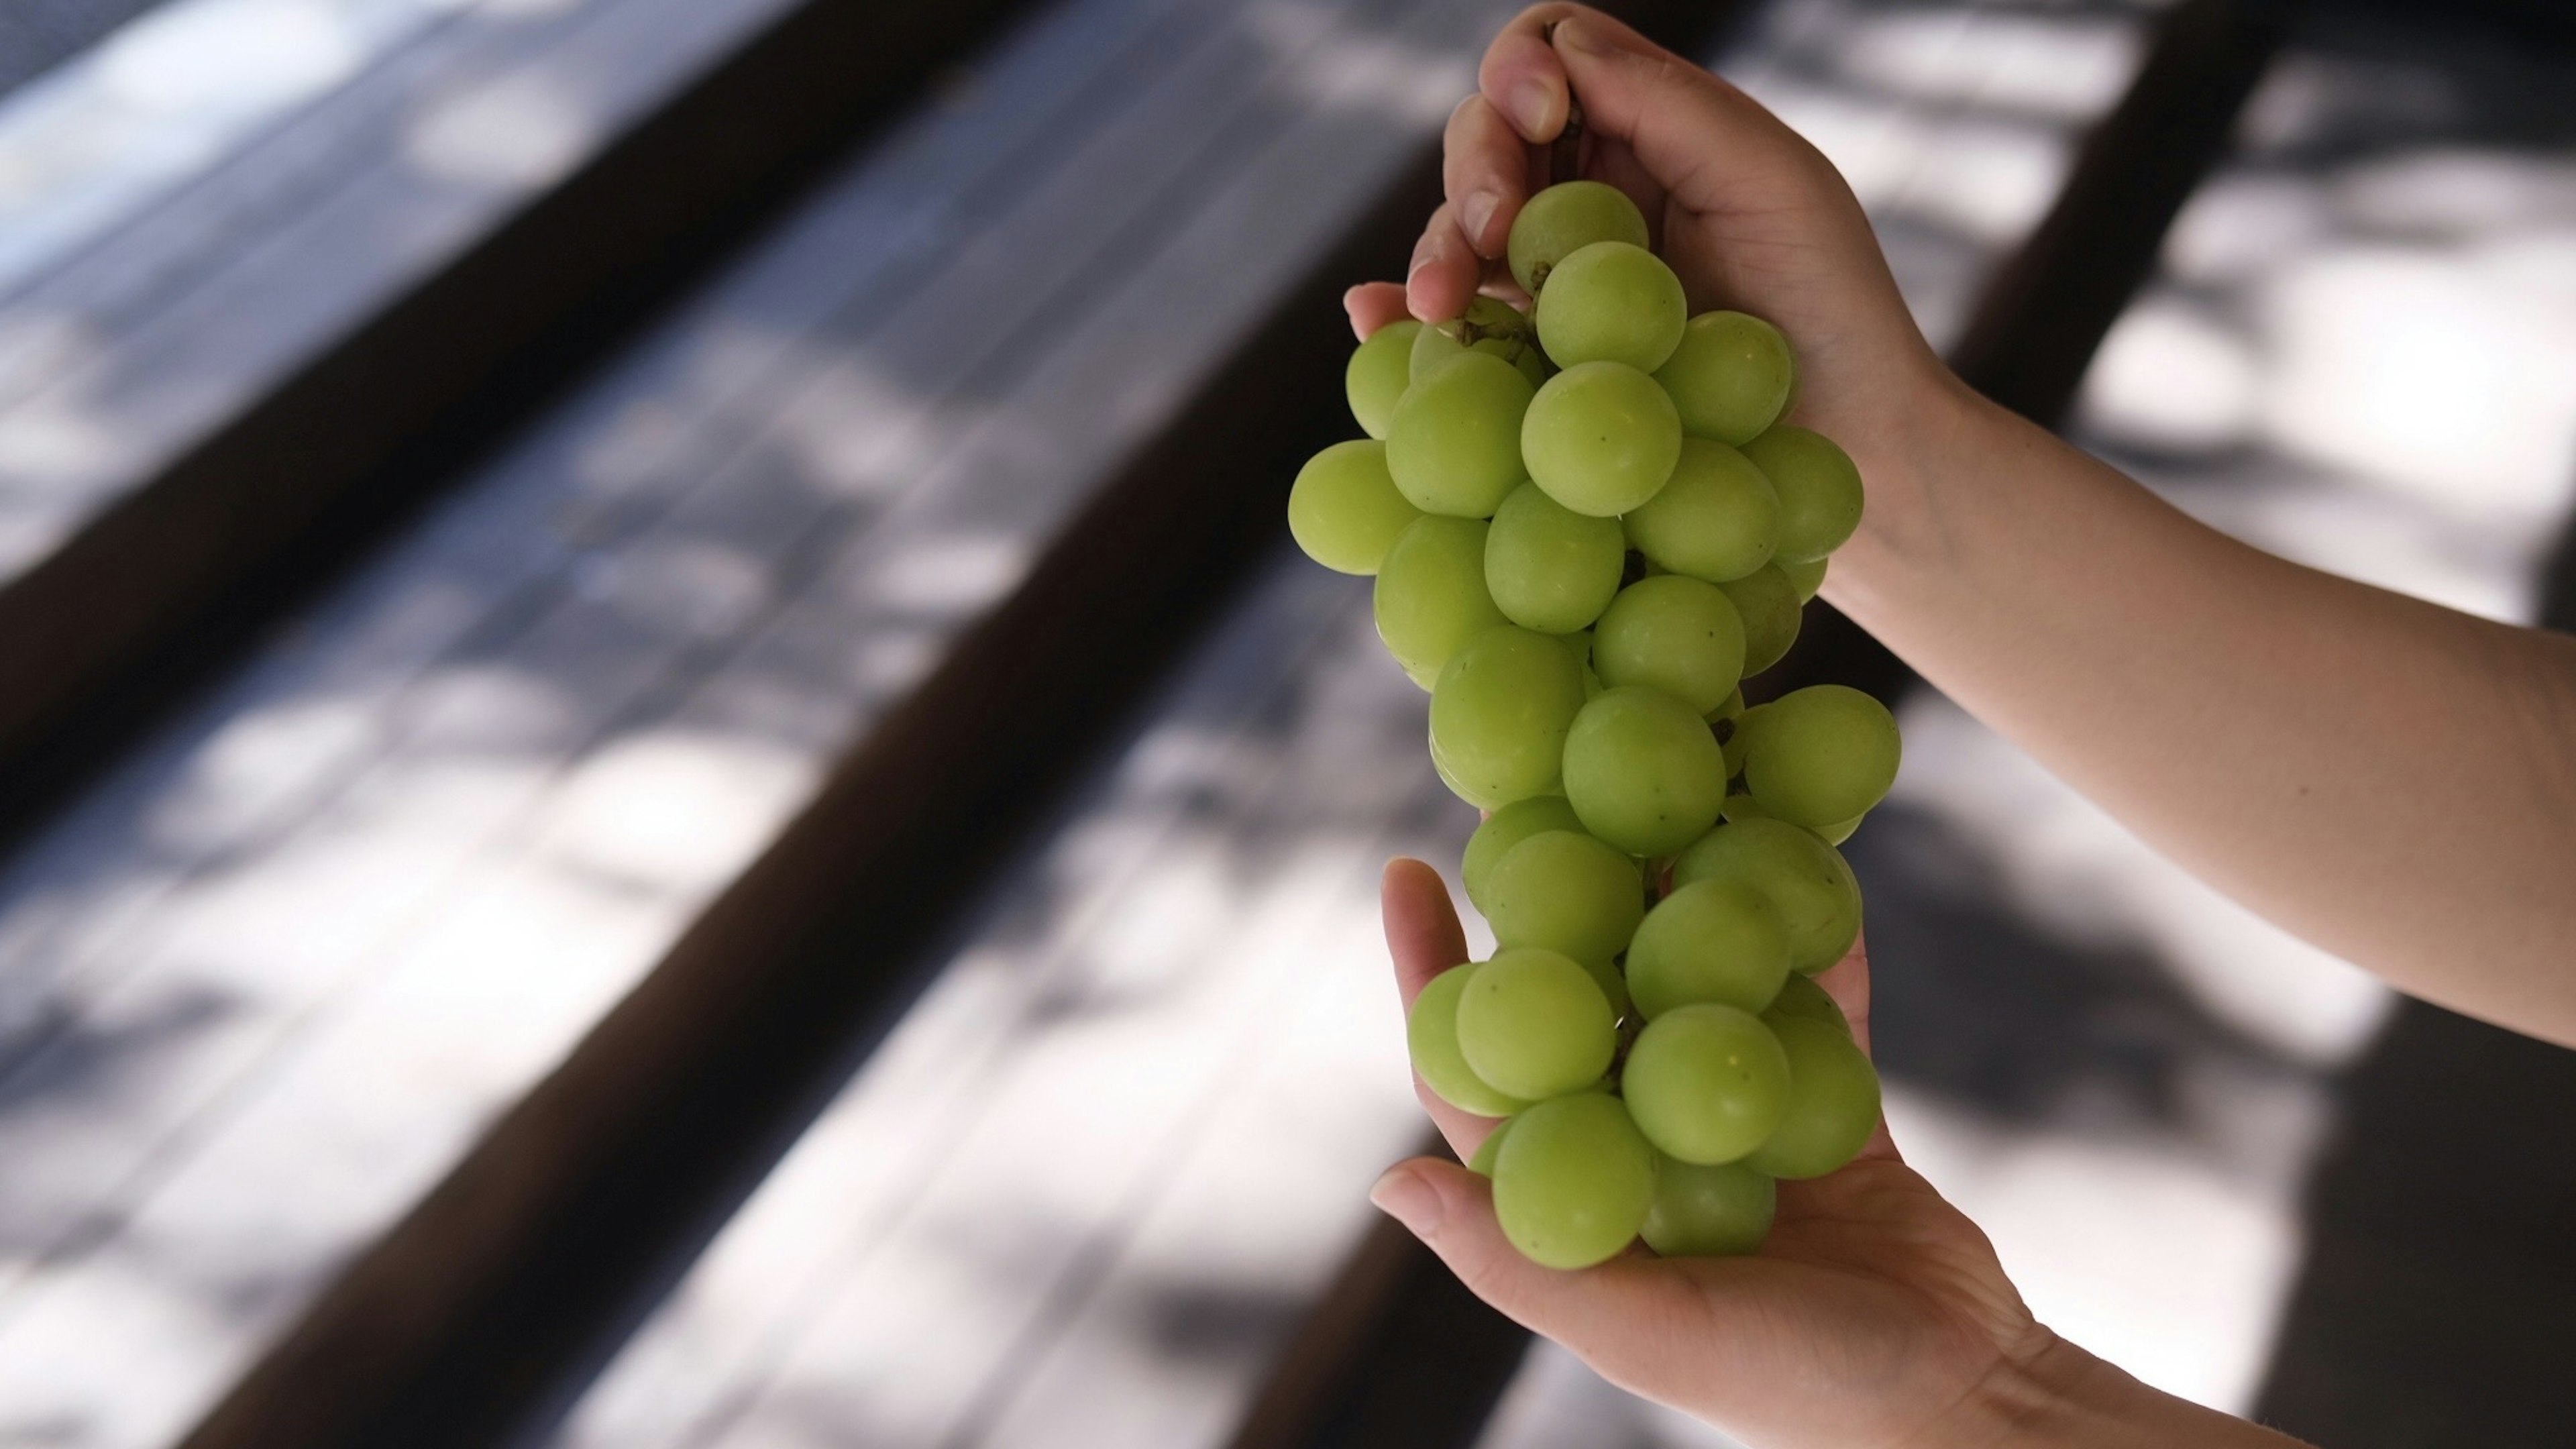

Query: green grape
[1745,1016,1882,1179]
[1720,703,1767,778]
[1407,963,1531,1117]
[1411,321,1467,380]
[1622,1004,1792,1165]
[1484,482,1625,633]
[1762,972,1850,1038]
[1491,1090,1658,1268]
[1671,816,1862,973]
[1640,1155,1776,1256]
[1654,311,1794,445]
[1348,320,1421,438]
[1626,879,1791,1019]
[1468,1111,1519,1176]
[1413,297,1542,381]
[1562,686,1729,858]
[1591,576,1746,715]
[1535,241,1686,372]
[1287,439,1423,575]
[1817,812,1862,845]
[1709,688,1745,723]
[1483,829,1646,964]
[1778,555,1827,601]
[1521,362,1682,517]
[1387,351,1536,517]
[1740,684,1901,827]
[1718,563,1803,675]
[1463,796,1586,913]
[1509,180,1651,294]
[1622,438,1780,584]
[1455,947,1617,1100]
[1721,790,1768,822]
[1741,425,1864,563]
[1375,516,1507,689]
[1582,955,1633,1020]
[1428,627,1584,808]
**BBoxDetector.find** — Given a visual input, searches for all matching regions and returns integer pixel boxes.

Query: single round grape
[1721,790,1768,822]
[1709,687,1746,722]
[1467,1111,1519,1176]
[1778,555,1827,601]
[1387,351,1536,517]
[1762,972,1850,1038]
[1654,311,1794,445]
[1535,241,1687,372]
[1640,1155,1776,1256]
[1741,425,1864,562]
[1522,362,1682,517]
[1623,1004,1792,1165]
[1718,563,1803,676]
[1407,963,1530,1117]
[1483,829,1646,964]
[1287,439,1422,575]
[1485,482,1625,633]
[1454,947,1617,1100]
[1816,812,1862,845]
[1622,437,1780,584]
[1562,686,1729,858]
[1591,575,1746,716]
[1463,795,1587,914]
[1745,1016,1882,1179]
[1721,702,1767,779]
[1626,879,1791,1019]
[1375,516,1507,690]
[1508,180,1651,294]
[1492,1090,1658,1268]
[1429,627,1584,808]
[1670,816,1862,973]
[1740,684,1901,827]
[1582,955,1633,1020]
[1348,320,1421,438]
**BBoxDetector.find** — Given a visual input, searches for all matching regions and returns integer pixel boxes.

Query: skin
[1358,3,2576,1442]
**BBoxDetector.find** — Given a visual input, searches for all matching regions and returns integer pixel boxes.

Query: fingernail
[1556,15,1616,57]
[1507,77,1558,138]
[1370,1165,1445,1237]
[1460,191,1499,249]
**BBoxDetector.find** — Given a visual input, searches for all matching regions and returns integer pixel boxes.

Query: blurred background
[0,0,2569,1447]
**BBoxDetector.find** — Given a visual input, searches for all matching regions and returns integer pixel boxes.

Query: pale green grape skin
[1492,1090,1658,1269]
[1522,362,1682,517]
[1413,297,1542,382]
[1721,703,1768,779]
[1622,438,1780,584]
[1463,796,1587,914]
[1762,973,1850,1038]
[1709,688,1746,723]
[1408,964,1531,1117]
[1375,516,1507,690]
[1508,180,1650,294]
[1741,425,1865,563]
[1654,311,1795,445]
[1817,812,1863,845]
[1582,955,1633,1020]
[1779,555,1827,601]
[1348,320,1421,438]
[1640,1155,1776,1256]
[1455,947,1619,1100]
[1591,575,1746,716]
[1387,351,1536,517]
[1721,790,1768,822]
[1429,627,1585,808]
[1741,684,1902,827]
[1719,564,1803,676]
[1744,1016,1882,1179]
[1562,686,1729,858]
[1535,241,1687,372]
[1623,1004,1792,1164]
[1485,482,1625,633]
[1411,321,1466,381]
[1287,439,1423,575]
[1483,829,1647,964]
[1468,1112,1519,1176]
[1671,816,1862,973]
[1626,879,1792,1019]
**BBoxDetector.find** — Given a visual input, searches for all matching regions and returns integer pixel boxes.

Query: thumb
[1368,1157,1709,1348]
[1549,11,1826,219]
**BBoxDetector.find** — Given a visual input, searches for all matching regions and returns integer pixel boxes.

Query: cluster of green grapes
[1287,181,1901,1270]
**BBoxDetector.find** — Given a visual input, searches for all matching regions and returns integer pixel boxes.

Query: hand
[1373,858,2068,1449]
[1342,5,1961,535]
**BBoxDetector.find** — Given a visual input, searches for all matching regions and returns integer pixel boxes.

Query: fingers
[1382,857,1468,1008]
[1479,10,1574,142]
[1405,202,1484,324]
[1443,96,1529,258]
[1548,10,1819,219]
[1343,282,1410,340]
[1371,1157,1714,1350]
[1812,930,1903,1165]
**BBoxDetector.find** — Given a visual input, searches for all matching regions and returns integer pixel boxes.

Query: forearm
[1925,1333,2309,1449]
[1828,372,2576,1045]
